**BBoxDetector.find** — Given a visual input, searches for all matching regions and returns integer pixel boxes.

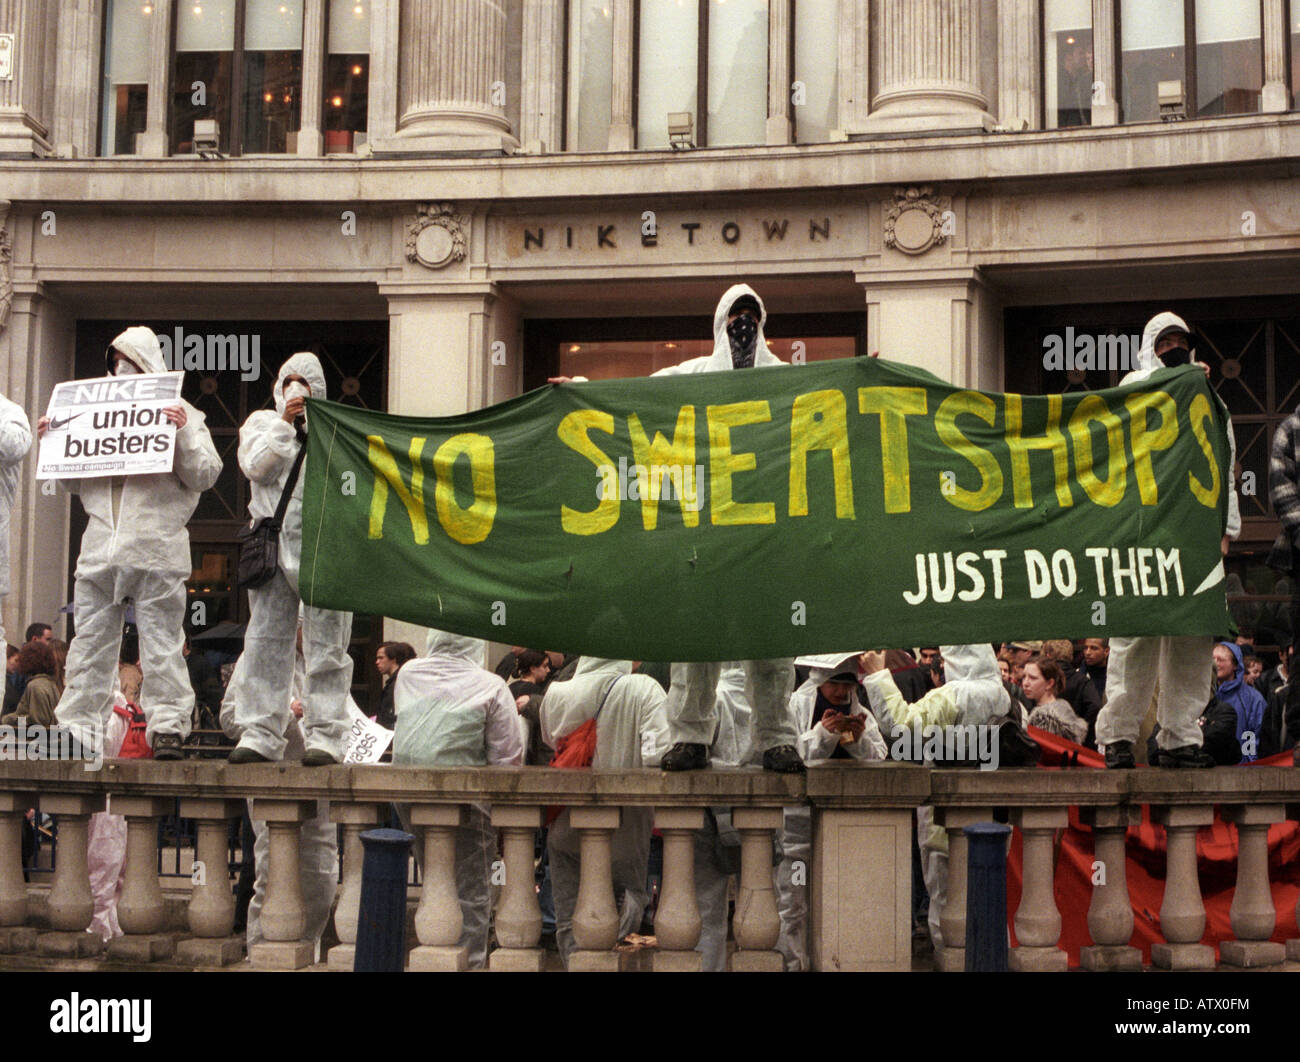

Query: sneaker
[1103,740,1136,769]
[302,748,339,767]
[227,745,271,765]
[762,744,806,773]
[1153,745,1215,768]
[152,733,184,761]
[660,742,709,771]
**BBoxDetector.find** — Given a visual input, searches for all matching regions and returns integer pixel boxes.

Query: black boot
[1154,744,1215,768]
[1103,740,1135,769]
[660,742,709,771]
[762,745,806,773]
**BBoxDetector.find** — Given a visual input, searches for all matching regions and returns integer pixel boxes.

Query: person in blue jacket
[1212,641,1268,763]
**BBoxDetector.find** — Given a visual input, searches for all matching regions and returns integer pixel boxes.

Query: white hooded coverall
[541,657,670,963]
[55,326,222,747]
[1094,313,1241,754]
[0,393,32,649]
[229,352,353,762]
[393,629,523,969]
[860,643,1012,951]
[655,284,797,753]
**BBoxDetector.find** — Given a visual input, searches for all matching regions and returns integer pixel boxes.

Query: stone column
[368,0,400,140]
[0,0,55,155]
[37,794,103,958]
[107,796,175,961]
[297,0,326,155]
[996,0,1040,128]
[1261,0,1289,112]
[377,0,518,153]
[731,807,783,971]
[1008,807,1067,970]
[489,805,545,971]
[52,0,104,157]
[653,807,704,972]
[569,806,623,971]
[837,0,871,134]
[1219,804,1286,968]
[865,0,994,133]
[1078,806,1141,970]
[607,0,634,150]
[1089,0,1117,125]
[1150,805,1215,970]
[0,791,36,953]
[135,0,172,156]
[766,0,792,144]
[248,798,318,970]
[933,806,990,971]
[408,804,466,970]
[384,286,497,417]
[175,798,245,966]
[326,802,385,970]
[520,0,564,153]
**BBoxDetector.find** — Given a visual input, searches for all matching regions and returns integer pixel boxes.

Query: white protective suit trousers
[776,806,811,971]
[233,569,352,761]
[87,808,127,941]
[549,806,652,966]
[917,805,946,952]
[693,818,732,972]
[57,567,194,746]
[1094,635,1209,752]
[246,798,338,957]
[667,659,795,751]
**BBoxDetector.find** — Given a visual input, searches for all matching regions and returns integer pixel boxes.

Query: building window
[566,0,614,151]
[637,0,701,148]
[325,0,370,152]
[1043,0,1093,128]
[793,0,839,143]
[1293,2,1300,108]
[1120,0,1262,122]
[100,0,152,155]
[706,0,768,146]
[171,0,303,155]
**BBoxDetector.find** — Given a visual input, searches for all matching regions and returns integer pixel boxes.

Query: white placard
[342,700,394,764]
[36,373,183,479]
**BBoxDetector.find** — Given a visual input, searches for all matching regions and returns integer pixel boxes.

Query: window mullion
[231,0,246,154]
[697,0,708,146]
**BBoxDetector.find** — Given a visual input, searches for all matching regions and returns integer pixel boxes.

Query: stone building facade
[1,0,1298,662]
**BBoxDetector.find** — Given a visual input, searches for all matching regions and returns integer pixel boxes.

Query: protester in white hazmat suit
[858,644,1012,951]
[1094,312,1240,769]
[393,629,523,969]
[652,285,801,773]
[227,352,352,766]
[542,657,670,965]
[86,678,130,942]
[0,393,31,650]
[47,327,221,758]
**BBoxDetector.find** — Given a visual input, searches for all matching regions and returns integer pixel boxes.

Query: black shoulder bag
[236,435,308,589]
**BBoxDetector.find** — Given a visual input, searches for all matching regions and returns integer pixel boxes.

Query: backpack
[545,676,621,826]
[112,703,154,759]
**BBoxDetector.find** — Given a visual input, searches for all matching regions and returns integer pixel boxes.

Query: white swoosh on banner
[1193,560,1225,595]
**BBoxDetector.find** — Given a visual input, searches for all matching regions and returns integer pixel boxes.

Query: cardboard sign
[37,373,183,479]
[342,699,394,764]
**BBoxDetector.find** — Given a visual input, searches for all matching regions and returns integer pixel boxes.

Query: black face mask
[1160,345,1192,367]
[727,314,759,369]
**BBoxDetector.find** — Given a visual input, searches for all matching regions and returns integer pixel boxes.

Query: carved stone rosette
[405,202,469,270]
[883,186,950,256]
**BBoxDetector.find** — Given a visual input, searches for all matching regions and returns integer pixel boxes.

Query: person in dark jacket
[1150,697,1241,765]
[374,641,416,730]
[509,650,553,764]
[1259,646,1297,758]
[1042,639,1104,749]
[1212,641,1268,763]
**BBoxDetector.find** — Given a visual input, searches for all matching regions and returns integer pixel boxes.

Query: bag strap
[591,675,622,724]
[269,432,309,530]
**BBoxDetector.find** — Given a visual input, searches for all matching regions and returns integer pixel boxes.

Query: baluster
[653,808,704,972]
[176,797,246,966]
[1220,804,1286,968]
[1150,805,1215,970]
[730,807,783,972]
[408,804,467,970]
[0,791,37,953]
[107,796,174,961]
[247,798,316,970]
[37,794,103,958]
[569,806,624,971]
[326,802,385,970]
[489,805,545,972]
[1078,806,1142,970]
[1009,806,1067,971]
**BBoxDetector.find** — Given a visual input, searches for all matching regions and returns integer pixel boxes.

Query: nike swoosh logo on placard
[47,412,84,431]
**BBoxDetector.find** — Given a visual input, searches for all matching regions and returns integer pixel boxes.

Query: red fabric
[1004,728,1300,966]
[111,703,153,760]
[544,718,599,826]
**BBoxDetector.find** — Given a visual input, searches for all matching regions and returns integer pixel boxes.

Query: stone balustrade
[0,760,1297,971]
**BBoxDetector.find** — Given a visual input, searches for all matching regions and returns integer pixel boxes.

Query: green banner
[299,358,1234,661]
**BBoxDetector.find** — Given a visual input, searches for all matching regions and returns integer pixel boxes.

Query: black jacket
[1150,697,1241,765]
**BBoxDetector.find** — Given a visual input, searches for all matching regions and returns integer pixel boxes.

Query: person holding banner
[227,352,354,766]
[1094,313,1240,769]
[43,327,221,759]
[0,392,32,652]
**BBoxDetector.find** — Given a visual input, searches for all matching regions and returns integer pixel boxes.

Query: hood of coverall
[106,326,169,376]
[1134,312,1194,373]
[274,352,328,414]
[424,628,487,664]
[703,284,785,372]
[794,651,864,688]
[939,644,1012,725]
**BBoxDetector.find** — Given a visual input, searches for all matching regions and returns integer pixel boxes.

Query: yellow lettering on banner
[857,387,927,514]
[557,409,620,535]
[1126,391,1178,505]
[1187,392,1222,509]
[1068,394,1127,507]
[788,390,855,519]
[708,401,775,526]
[432,434,497,545]
[934,391,1002,512]
[628,405,699,529]
[367,435,429,544]
[1005,394,1073,509]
